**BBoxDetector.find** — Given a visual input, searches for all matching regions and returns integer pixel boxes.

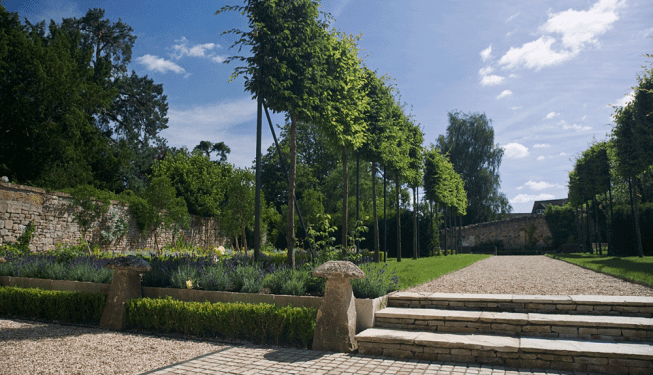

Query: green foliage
[152,149,232,217]
[423,147,467,215]
[568,143,610,207]
[170,263,200,289]
[125,298,316,348]
[543,203,576,249]
[0,286,106,324]
[221,168,256,251]
[231,265,263,293]
[0,221,35,256]
[548,254,653,288]
[436,111,510,225]
[351,262,400,299]
[198,264,233,291]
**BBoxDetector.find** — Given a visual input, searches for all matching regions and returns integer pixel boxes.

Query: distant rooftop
[531,198,568,214]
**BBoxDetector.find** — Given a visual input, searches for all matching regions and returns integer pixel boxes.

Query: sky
[6,0,653,213]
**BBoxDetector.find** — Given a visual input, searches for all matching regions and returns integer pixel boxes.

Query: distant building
[531,198,568,214]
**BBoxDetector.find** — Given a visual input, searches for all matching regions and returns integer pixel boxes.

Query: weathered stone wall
[460,214,552,249]
[0,182,227,252]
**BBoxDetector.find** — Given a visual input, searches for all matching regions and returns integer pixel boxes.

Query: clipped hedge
[125,298,316,348]
[0,286,107,324]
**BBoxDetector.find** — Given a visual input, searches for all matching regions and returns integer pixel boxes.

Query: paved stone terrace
[145,344,600,375]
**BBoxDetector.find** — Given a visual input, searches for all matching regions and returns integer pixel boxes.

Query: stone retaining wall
[459,214,552,249]
[0,182,227,252]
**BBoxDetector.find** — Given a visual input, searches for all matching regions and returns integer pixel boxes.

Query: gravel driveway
[406,255,653,296]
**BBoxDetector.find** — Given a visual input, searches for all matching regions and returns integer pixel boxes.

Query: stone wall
[459,214,552,250]
[0,182,227,252]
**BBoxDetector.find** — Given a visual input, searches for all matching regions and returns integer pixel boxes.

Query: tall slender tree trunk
[458,215,462,253]
[585,205,591,253]
[395,173,401,262]
[356,153,360,253]
[443,207,448,256]
[608,183,615,255]
[241,222,248,254]
[342,145,349,256]
[234,235,240,253]
[593,199,602,255]
[383,165,387,262]
[372,162,380,263]
[287,114,297,268]
[413,186,417,260]
[629,177,644,257]
[416,186,420,258]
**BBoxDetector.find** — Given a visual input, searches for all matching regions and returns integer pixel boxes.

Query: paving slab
[519,337,653,359]
[413,331,520,352]
[389,291,429,300]
[376,307,482,321]
[511,295,572,304]
[570,295,653,306]
[479,312,529,325]
[528,312,653,329]
[425,293,514,302]
[355,328,421,344]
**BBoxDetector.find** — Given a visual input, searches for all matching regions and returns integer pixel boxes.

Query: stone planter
[355,295,388,333]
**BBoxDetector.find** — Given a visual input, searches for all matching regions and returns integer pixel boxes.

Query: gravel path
[0,319,227,375]
[406,255,653,296]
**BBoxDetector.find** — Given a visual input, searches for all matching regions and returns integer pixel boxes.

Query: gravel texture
[0,319,227,375]
[406,255,653,296]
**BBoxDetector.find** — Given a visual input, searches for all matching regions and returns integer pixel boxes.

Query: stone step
[355,327,653,374]
[375,307,653,342]
[388,292,653,318]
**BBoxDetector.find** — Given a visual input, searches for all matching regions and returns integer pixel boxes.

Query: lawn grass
[548,253,653,288]
[364,254,492,290]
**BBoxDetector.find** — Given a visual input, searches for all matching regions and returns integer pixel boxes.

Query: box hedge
[125,297,316,349]
[0,286,106,324]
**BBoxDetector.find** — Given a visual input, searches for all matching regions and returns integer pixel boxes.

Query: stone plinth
[100,256,151,330]
[312,261,365,353]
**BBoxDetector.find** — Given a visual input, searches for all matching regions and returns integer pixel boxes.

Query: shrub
[351,262,400,299]
[0,286,106,324]
[170,263,200,289]
[125,297,316,348]
[231,265,263,293]
[198,264,232,291]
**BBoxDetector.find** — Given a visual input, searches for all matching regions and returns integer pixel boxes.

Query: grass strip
[548,254,653,288]
[363,254,492,290]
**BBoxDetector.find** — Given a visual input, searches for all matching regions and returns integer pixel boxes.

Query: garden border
[0,276,387,331]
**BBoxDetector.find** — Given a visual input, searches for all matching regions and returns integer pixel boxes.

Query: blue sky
[6,0,653,213]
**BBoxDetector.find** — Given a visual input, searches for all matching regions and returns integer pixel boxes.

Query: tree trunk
[383,165,387,262]
[234,235,240,253]
[443,207,448,256]
[241,222,248,255]
[395,173,401,262]
[629,177,644,257]
[342,145,349,256]
[287,113,297,268]
[372,162,380,263]
[416,186,420,258]
[413,186,417,260]
[592,199,602,255]
[608,183,615,255]
[356,153,360,253]
[458,215,462,254]
[585,204,591,253]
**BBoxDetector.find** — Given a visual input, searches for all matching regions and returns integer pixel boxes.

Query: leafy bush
[0,221,35,256]
[1,254,113,283]
[0,286,106,324]
[351,262,400,299]
[125,297,316,348]
[198,264,232,291]
[231,265,263,293]
[170,263,200,289]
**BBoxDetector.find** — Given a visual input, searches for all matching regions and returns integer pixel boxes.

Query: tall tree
[217,0,331,268]
[436,111,510,225]
[0,7,116,189]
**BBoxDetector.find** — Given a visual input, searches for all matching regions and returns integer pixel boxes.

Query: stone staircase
[355,292,653,374]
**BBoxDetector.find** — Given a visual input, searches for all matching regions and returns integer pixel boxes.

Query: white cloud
[533,143,550,148]
[499,36,575,71]
[508,74,519,78]
[540,0,624,51]
[479,66,494,76]
[558,120,591,131]
[518,180,565,191]
[168,98,257,128]
[559,152,570,156]
[511,106,522,110]
[171,36,226,63]
[497,90,513,99]
[497,0,623,71]
[136,54,186,74]
[503,143,529,159]
[510,193,556,204]
[480,45,492,62]
[506,12,520,23]
[581,115,587,121]
[29,0,83,24]
[610,91,635,107]
[480,75,506,86]
[537,156,546,161]
[544,111,559,119]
